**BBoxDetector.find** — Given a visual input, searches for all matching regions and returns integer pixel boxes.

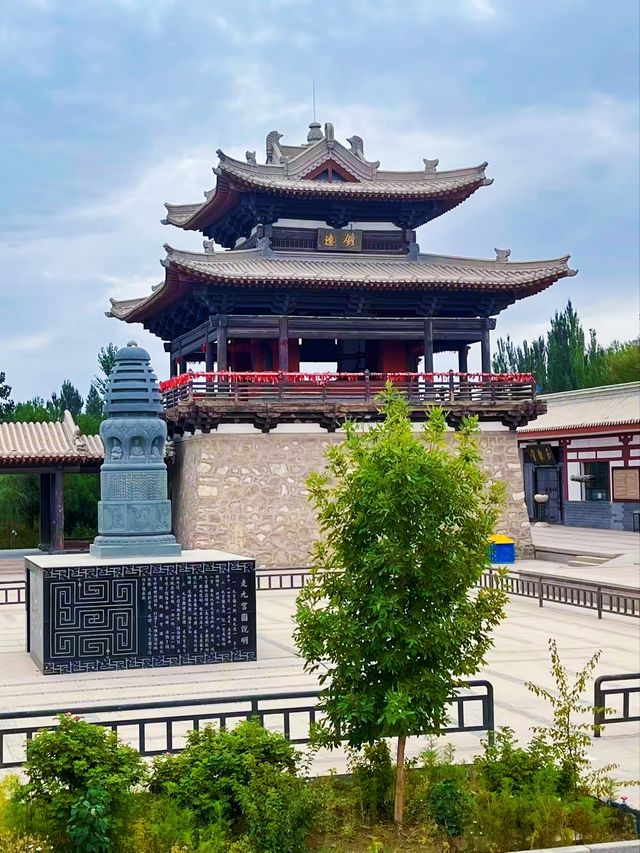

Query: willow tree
[294,391,508,825]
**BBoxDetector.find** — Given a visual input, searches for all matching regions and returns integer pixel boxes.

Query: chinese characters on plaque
[317,228,362,252]
[524,445,557,466]
[32,559,256,674]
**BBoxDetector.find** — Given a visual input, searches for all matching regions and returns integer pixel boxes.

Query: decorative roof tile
[517,383,640,433]
[108,247,576,320]
[0,412,104,465]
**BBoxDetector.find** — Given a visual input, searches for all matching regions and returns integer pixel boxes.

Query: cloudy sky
[1,0,638,402]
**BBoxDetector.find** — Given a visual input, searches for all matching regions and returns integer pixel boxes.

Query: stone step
[567,557,610,567]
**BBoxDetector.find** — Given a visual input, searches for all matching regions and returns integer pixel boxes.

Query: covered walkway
[0,413,103,553]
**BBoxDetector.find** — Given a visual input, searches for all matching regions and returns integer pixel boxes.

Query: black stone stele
[26,556,256,675]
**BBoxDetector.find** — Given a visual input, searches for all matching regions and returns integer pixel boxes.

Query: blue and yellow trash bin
[488,534,515,564]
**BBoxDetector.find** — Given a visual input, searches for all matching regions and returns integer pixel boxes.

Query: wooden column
[205,340,214,372]
[481,323,491,374]
[51,467,65,554]
[170,356,178,378]
[278,317,289,372]
[423,318,434,374]
[39,473,52,551]
[179,354,187,374]
[457,346,469,374]
[216,316,228,371]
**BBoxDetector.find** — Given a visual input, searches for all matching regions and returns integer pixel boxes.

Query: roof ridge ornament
[423,158,439,173]
[495,248,511,262]
[245,150,257,165]
[307,121,323,143]
[324,122,335,144]
[266,130,284,164]
[203,239,215,254]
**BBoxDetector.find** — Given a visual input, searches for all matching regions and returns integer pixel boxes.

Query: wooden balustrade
[161,371,536,409]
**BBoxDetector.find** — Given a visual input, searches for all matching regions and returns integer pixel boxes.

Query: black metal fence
[594,673,640,737]
[479,570,639,619]
[0,680,494,769]
[0,580,25,605]
[2,569,638,619]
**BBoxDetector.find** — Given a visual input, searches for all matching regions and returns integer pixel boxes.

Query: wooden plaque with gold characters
[317,228,363,252]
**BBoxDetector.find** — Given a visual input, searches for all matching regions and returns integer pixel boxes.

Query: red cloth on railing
[159,370,535,392]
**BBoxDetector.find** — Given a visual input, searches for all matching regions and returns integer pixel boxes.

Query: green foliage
[94,344,119,397]
[235,762,317,853]
[473,726,560,795]
[58,380,83,418]
[294,392,507,824]
[149,719,299,827]
[85,383,104,419]
[426,779,474,837]
[0,370,14,422]
[493,300,638,392]
[602,339,640,384]
[15,713,146,850]
[10,398,59,423]
[76,412,103,436]
[67,787,111,853]
[63,474,99,537]
[526,638,618,797]
[347,741,395,822]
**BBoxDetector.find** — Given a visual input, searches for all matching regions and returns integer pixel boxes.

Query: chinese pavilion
[109,122,576,434]
[107,121,577,564]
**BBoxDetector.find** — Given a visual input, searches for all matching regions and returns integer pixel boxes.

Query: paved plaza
[1,583,638,802]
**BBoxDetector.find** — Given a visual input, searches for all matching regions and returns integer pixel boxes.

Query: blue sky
[1,0,638,401]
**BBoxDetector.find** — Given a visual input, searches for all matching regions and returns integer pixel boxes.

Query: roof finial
[307,121,323,143]
[495,248,511,262]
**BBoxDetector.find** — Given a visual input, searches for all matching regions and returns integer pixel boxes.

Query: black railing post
[448,369,455,402]
[594,676,605,737]
[538,576,544,608]
[597,586,603,619]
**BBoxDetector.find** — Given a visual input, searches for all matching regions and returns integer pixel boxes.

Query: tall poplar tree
[294,391,508,825]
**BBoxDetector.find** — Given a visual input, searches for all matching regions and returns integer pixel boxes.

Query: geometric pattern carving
[50,579,136,659]
[31,559,256,675]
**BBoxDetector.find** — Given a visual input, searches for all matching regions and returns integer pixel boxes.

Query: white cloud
[0,55,637,400]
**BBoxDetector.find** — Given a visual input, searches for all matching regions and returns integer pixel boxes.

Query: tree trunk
[394,734,406,826]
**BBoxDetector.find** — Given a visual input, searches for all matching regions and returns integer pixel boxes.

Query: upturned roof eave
[162,160,492,231]
[108,248,576,324]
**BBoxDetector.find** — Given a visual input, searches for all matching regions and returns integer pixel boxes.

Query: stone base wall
[171,429,533,568]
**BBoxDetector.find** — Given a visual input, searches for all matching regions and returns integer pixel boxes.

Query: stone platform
[26,550,255,675]
[171,427,533,566]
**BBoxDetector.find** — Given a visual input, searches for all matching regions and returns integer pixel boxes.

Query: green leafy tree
[84,383,103,418]
[58,380,83,419]
[492,301,632,392]
[94,343,118,397]
[602,340,640,385]
[11,397,57,423]
[294,390,508,825]
[0,371,14,422]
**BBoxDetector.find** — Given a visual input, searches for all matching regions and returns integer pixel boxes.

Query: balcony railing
[160,371,536,410]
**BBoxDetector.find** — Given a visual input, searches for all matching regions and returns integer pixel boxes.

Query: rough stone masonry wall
[171,430,533,567]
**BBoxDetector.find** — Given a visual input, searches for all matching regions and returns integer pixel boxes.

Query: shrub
[347,741,395,822]
[426,778,474,837]
[14,713,145,850]
[67,787,111,853]
[473,726,560,795]
[236,762,317,853]
[149,718,301,826]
